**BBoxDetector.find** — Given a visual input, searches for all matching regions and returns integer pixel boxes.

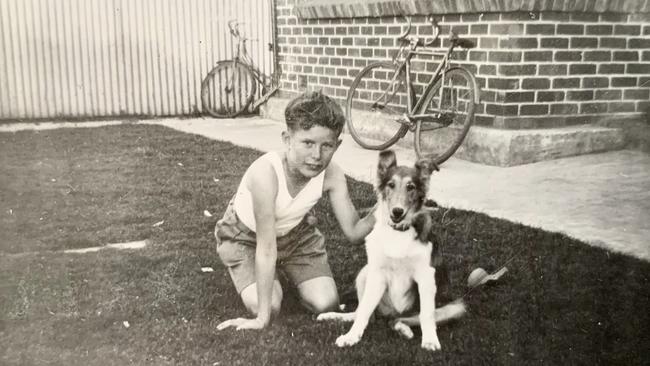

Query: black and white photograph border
[1,0,649,365]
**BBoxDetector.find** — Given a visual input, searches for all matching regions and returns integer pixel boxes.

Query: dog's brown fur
[318,150,465,351]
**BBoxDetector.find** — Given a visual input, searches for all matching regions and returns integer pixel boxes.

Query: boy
[215,91,376,330]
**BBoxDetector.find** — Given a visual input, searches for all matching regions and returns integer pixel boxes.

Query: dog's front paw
[335,332,362,347]
[421,336,441,352]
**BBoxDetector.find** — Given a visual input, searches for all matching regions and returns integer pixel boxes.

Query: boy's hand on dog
[411,211,433,243]
[390,221,411,231]
[217,317,266,331]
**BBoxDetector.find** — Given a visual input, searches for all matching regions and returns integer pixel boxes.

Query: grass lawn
[1,124,649,365]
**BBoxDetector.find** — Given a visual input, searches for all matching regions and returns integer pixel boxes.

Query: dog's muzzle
[390,207,406,223]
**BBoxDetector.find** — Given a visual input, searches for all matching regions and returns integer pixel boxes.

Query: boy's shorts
[215,199,333,294]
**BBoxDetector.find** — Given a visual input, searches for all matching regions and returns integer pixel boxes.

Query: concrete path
[2,117,649,261]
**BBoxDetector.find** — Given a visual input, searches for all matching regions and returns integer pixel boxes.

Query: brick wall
[274,0,650,129]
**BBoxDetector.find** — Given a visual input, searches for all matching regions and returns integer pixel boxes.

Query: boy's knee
[302,291,339,314]
[309,296,339,314]
[298,276,340,314]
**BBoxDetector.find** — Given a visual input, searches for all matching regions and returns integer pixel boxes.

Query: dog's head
[375,150,439,228]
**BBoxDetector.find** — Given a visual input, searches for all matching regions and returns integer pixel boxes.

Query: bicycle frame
[402,46,452,121]
[381,32,478,135]
[201,19,281,118]
[227,20,280,108]
[344,16,480,163]
[231,33,267,87]
[377,43,454,134]
[365,16,474,131]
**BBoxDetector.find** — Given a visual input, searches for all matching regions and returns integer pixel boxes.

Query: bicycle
[201,20,280,118]
[346,15,481,165]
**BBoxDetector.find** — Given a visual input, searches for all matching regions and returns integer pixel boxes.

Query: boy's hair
[284,91,345,136]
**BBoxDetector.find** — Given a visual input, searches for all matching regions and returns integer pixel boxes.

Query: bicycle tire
[414,67,478,165]
[201,60,256,118]
[346,61,412,150]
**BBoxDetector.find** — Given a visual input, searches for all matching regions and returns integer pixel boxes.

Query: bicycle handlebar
[228,19,242,39]
[396,15,440,47]
[424,15,441,47]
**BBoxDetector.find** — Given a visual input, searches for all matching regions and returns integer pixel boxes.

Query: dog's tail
[434,298,466,324]
[393,298,466,328]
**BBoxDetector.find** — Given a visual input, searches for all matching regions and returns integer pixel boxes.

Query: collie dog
[317,150,465,351]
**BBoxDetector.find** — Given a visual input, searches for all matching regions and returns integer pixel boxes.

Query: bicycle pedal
[438,113,456,126]
[396,115,411,124]
[370,103,385,111]
[416,115,438,123]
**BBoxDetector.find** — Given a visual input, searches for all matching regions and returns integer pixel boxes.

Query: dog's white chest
[364,222,432,315]
[365,224,430,260]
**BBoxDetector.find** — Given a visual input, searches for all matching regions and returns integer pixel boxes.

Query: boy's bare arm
[217,160,278,330]
[250,166,278,327]
[325,163,376,244]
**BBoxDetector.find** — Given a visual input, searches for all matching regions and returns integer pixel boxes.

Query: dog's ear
[414,158,439,188]
[377,150,397,187]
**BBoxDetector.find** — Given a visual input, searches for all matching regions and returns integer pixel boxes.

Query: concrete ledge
[261,96,625,166]
[457,125,625,166]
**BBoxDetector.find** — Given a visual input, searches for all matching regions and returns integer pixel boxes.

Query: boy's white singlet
[233,151,325,236]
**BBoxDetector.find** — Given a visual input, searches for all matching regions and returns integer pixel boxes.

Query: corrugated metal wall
[0,0,274,120]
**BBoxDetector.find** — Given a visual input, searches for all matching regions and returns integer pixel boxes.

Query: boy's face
[282,125,342,179]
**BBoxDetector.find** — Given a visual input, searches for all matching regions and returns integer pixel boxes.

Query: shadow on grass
[0,124,648,365]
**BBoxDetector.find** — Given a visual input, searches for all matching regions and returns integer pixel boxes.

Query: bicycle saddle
[450,32,475,49]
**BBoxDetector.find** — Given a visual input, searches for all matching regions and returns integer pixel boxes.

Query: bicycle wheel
[201,60,256,118]
[414,67,478,165]
[346,61,412,150]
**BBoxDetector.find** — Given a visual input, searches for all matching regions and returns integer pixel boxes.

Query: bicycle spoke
[346,62,410,149]
[371,99,403,115]
[201,61,255,118]
[415,67,477,165]
[417,122,446,131]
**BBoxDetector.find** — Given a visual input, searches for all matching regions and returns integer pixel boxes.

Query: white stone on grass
[63,240,148,254]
